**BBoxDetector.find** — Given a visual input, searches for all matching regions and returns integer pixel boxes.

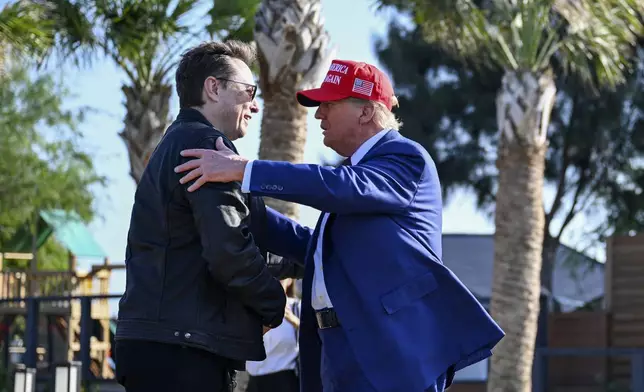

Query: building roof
[443,234,604,311]
[4,209,107,259]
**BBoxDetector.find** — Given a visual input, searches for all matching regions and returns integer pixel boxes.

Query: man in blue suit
[174,59,505,392]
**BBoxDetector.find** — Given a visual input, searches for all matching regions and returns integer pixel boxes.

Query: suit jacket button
[184,333,191,339]
[174,331,179,337]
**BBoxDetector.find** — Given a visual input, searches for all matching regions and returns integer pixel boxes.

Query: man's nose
[314,107,323,119]
[250,99,259,113]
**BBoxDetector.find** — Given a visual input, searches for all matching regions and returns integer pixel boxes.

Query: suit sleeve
[248,152,426,214]
[183,139,286,328]
[264,207,313,262]
[245,192,311,270]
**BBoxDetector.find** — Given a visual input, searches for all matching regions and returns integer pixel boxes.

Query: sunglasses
[218,78,257,100]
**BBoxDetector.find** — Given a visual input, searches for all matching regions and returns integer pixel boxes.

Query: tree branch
[546,93,578,229]
[556,169,588,240]
[555,107,611,240]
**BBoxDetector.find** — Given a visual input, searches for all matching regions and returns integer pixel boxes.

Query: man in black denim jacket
[115,40,285,392]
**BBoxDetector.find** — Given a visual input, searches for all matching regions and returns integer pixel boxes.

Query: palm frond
[34,0,99,69]
[377,0,644,93]
[0,1,55,62]
[206,0,260,42]
[553,0,644,92]
[96,0,202,85]
[414,1,498,68]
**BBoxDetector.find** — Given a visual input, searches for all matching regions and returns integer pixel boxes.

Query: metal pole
[24,298,39,368]
[79,297,92,387]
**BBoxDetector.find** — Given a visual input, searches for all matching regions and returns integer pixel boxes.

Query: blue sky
[16,0,600,301]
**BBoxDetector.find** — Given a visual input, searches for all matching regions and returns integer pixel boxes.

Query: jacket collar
[360,129,400,162]
[176,108,213,127]
[350,129,390,165]
[175,108,239,154]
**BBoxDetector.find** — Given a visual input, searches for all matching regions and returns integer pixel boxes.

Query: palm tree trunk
[257,88,308,219]
[489,142,546,392]
[254,0,334,220]
[119,83,172,184]
[487,71,556,392]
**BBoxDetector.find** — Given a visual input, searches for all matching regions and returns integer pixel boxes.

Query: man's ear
[203,76,219,102]
[359,103,376,125]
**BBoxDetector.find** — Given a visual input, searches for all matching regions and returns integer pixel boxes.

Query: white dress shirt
[242,129,391,310]
[246,297,300,376]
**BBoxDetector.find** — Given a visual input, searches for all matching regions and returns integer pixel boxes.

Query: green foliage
[35,236,70,270]
[0,64,105,249]
[375,22,644,243]
[4,236,70,271]
[36,0,263,84]
[2,0,206,84]
[91,0,203,86]
[3,0,264,89]
[207,0,260,42]
[0,0,98,70]
[377,0,644,94]
[0,1,53,60]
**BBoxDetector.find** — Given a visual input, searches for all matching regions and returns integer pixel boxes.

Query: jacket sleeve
[183,139,286,328]
[247,152,427,214]
[266,254,305,280]
[264,207,313,263]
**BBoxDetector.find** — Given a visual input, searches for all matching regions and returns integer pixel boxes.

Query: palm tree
[3,0,201,184]
[254,0,334,219]
[88,0,201,183]
[375,0,644,390]
[96,0,202,183]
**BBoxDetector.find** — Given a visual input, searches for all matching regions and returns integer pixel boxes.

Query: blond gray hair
[347,96,402,130]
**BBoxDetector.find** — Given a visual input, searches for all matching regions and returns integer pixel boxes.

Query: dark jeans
[115,340,235,392]
[247,370,299,392]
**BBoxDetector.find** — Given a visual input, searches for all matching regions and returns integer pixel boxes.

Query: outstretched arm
[174,137,427,215]
[244,154,425,214]
[246,194,312,276]
[263,206,313,262]
[260,205,312,280]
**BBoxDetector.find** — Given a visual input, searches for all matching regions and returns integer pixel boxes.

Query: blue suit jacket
[249,130,504,392]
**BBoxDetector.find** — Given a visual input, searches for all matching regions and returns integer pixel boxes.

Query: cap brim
[296,88,349,107]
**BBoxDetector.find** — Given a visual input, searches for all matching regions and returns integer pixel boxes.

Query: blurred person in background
[246,278,301,392]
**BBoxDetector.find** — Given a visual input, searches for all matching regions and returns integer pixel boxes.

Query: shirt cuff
[241,160,254,193]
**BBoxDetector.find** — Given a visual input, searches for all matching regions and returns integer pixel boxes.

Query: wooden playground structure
[0,210,124,379]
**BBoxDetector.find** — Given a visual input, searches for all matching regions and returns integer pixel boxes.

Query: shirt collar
[350,129,390,165]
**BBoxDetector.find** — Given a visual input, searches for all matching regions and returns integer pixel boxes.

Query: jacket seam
[407,160,426,209]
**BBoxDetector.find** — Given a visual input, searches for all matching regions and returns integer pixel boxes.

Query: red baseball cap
[296,59,395,110]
